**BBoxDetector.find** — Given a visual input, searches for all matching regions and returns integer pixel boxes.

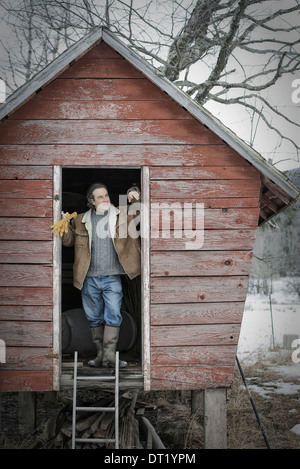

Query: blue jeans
[81,275,123,327]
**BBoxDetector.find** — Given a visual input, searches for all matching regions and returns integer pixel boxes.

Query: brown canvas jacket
[62,202,141,290]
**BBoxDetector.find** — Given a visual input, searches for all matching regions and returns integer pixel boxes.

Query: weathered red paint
[0,40,262,392]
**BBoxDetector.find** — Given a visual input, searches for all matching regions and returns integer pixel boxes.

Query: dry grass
[227,370,299,449]
[143,350,300,449]
[226,351,300,449]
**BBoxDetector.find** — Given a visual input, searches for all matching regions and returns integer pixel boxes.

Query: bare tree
[0,0,82,94]
[0,0,299,161]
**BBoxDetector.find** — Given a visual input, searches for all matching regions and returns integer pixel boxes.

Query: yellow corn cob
[51,212,77,237]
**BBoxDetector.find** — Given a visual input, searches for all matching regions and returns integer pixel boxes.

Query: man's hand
[128,190,140,203]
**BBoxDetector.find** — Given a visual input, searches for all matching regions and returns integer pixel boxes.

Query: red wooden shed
[0,28,299,395]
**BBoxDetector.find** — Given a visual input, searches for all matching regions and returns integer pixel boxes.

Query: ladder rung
[72,351,119,449]
[76,406,115,412]
[75,438,116,444]
[77,375,115,381]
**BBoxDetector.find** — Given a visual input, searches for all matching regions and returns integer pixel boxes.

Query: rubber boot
[88,325,104,367]
[102,325,128,368]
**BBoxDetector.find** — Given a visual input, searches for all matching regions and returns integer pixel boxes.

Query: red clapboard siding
[149,197,259,208]
[151,208,260,230]
[0,180,52,198]
[0,305,52,321]
[150,366,234,390]
[151,251,253,277]
[84,42,122,59]
[0,347,53,368]
[0,120,220,145]
[0,199,52,217]
[0,144,248,167]
[2,347,53,370]
[1,321,52,347]
[0,165,52,179]
[0,219,52,240]
[0,156,54,392]
[11,100,192,120]
[151,324,240,347]
[60,58,144,78]
[0,265,52,287]
[151,229,257,251]
[150,276,249,304]
[0,241,52,263]
[0,371,53,392]
[150,179,261,198]
[151,345,237,366]
[150,165,260,180]
[151,302,244,325]
[36,78,171,101]
[0,287,53,305]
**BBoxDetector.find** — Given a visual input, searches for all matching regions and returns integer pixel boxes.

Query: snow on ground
[291,424,300,435]
[237,277,300,437]
[238,277,300,361]
[237,279,300,435]
[245,378,300,399]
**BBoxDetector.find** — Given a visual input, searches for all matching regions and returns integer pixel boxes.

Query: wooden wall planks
[0,119,221,145]
[31,78,171,101]
[0,241,52,263]
[150,165,260,180]
[151,250,253,277]
[0,287,53,305]
[151,366,234,390]
[0,218,52,240]
[0,305,52,321]
[0,371,53,392]
[0,199,52,217]
[148,156,260,389]
[0,180,52,198]
[0,40,262,392]
[0,165,52,179]
[1,346,53,370]
[151,324,240,347]
[151,302,244,326]
[0,163,54,391]
[151,345,237,366]
[10,99,192,120]
[150,179,260,198]
[0,265,53,287]
[150,276,249,304]
[1,321,53,347]
[59,57,144,78]
[151,208,260,230]
[151,229,257,251]
[0,144,248,166]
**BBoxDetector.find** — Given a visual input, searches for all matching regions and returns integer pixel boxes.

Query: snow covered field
[238,277,300,360]
[236,277,300,444]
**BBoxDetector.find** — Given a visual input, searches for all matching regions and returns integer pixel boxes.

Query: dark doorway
[61,167,141,365]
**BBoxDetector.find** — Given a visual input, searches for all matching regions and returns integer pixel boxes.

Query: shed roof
[0,27,299,224]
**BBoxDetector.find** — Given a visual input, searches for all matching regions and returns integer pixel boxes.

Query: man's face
[91,187,110,213]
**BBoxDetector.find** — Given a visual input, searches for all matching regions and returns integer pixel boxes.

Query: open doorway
[61,167,142,367]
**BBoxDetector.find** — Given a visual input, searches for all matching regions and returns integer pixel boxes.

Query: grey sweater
[87,210,124,277]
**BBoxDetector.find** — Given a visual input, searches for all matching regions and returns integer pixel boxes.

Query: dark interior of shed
[61,167,142,365]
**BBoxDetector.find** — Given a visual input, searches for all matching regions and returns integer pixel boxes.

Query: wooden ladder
[71,350,119,449]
